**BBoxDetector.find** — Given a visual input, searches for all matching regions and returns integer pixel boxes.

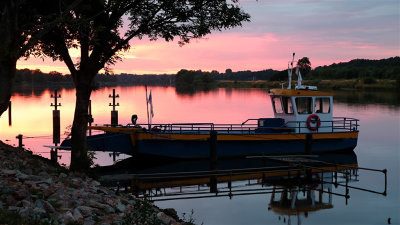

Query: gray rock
[59,173,67,179]
[14,189,29,200]
[116,202,126,212]
[42,177,53,185]
[35,199,45,211]
[38,171,48,177]
[33,207,46,215]
[128,199,137,205]
[88,199,109,210]
[163,208,179,220]
[77,206,94,216]
[73,208,84,220]
[41,200,56,213]
[0,201,4,209]
[2,169,17,175]
[16,172,29,180]
[74,199,84,206]
[8,206,21,211]
[24,180,38,187]
[18,207,33,219]
[38,183,49,190]
[157,212,176,225]
[21,200,32,208]
[83,218,96,225]
[24,168,33,175]
[91,180,101,187]
[105,205,116,214]
[63,211,75,223]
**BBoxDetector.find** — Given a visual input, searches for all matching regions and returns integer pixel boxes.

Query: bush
[363,77,377,84]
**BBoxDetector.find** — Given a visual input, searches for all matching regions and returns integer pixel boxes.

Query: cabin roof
[269,89,334,97]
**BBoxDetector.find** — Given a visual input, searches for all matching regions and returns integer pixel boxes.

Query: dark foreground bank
[0,141,190,225]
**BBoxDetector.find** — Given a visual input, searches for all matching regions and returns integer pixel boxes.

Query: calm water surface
[0,86,399,225]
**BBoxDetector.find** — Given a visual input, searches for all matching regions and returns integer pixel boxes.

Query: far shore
[11,78,399,93]
[217,79,399,91]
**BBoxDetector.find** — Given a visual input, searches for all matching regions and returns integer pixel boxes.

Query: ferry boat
[61,54,359,158]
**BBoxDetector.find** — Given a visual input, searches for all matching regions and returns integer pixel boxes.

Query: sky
[16,0,400,75]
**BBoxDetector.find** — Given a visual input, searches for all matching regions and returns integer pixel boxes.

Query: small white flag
[148,90,154,118]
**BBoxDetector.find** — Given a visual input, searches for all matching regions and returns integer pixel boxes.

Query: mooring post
[209,131,218,193]
[51,89,61,163]
[16,134,23,148]
[109,89,119,126]
[8,101,11,126]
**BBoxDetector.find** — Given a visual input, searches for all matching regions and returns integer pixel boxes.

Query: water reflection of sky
[0,86,399,224]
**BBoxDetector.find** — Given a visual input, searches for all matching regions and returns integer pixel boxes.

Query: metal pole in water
[51,89,61,162]
[209,131,218,193]
[109,89,119,126]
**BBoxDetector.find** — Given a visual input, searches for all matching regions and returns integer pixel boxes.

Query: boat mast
[288,52,295,89]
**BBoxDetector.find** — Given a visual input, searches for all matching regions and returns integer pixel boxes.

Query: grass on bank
[217,79,399,91]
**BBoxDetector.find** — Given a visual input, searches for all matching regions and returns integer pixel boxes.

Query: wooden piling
[53,110,60,144]
[111,110,118,126]
[8,101,11,126]
[88,100,93,136]
[16,134,23,148]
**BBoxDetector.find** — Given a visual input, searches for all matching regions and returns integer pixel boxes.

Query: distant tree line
[212,69,278,81]
[14,56,399,89]
[175,69,217,94]
[13,69,175,87]
[308,57,400,80]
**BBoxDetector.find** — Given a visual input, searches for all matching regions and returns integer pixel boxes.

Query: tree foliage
[297,57,311,76]
[308,57,400,80]
[33,0,250,170]
[0,0,55,116]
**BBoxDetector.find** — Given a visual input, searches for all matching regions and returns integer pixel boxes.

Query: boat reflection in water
[97,151,386,224]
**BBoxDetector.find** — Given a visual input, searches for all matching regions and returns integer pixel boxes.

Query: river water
[0,86,399,224]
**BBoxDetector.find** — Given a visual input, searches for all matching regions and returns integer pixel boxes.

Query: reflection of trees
[333,90,400,107]
[175,70,217,95]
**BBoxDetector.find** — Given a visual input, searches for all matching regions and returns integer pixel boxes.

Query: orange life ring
[306,114,321,131]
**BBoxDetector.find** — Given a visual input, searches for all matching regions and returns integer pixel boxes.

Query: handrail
[98,117,359,134]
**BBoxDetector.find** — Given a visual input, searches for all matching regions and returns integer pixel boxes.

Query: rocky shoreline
[0,141,187,225]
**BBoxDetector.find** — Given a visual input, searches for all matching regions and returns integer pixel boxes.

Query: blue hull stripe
[62,133,358,158]
[135,138,358,159]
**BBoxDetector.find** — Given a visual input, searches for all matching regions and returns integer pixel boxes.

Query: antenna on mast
[287,52,295,89]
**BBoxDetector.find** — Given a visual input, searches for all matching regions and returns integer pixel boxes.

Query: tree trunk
[69,71,94,171]
[0,1,18,117]
[0,59,16,116]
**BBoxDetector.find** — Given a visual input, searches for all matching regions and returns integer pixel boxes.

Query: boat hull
[134,132,358,158]
[62,131,359,159]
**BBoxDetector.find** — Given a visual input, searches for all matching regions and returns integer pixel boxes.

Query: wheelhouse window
[272,96,283,114]
[315,97,330,113]
[296,97,312,114]
[282,97,294,114]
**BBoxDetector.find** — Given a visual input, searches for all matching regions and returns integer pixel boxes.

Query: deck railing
[120,117,359,134]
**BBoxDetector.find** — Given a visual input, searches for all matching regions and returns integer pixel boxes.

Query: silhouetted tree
[0,1,49,116]
[297,57,311,77]
[36,0,250,170]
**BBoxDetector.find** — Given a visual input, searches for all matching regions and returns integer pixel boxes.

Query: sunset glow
[16,0,399,75]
